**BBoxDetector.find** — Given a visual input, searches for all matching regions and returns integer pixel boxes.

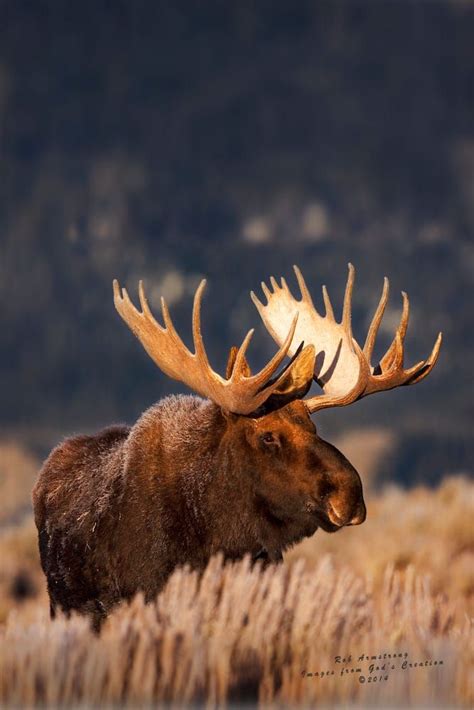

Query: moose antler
[251,264,442,413]
[114,278,303,415]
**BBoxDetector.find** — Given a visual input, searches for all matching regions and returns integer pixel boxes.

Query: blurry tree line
[0,0,472,480]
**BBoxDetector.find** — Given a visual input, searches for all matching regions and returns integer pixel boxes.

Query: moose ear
[226,345,252,379]
[255,344,316,414]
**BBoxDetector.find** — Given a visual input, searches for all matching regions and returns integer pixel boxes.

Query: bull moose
[33,265,441,628]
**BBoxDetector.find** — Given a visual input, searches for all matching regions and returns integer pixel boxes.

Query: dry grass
[0,517,48,625]
[0,555,471,708]
[0,439,472,707]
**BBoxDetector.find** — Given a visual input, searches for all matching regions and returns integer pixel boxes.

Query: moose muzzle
[315,438,366,529]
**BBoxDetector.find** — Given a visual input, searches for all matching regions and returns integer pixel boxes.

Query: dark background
[0,0,472,484]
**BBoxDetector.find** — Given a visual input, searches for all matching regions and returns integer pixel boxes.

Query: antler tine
[119,283,134,310]
[138,280,153,319]
[270,276,280,291]
[398,331,442,386]
[399,290,410,339]
[192,279,212,367]
[363,276,389,362]
[389,330,404,372]
[140,283,187,357]
[342,263,355,341]
[261,281,271,302]
[114,279,147,338]
[378,291,409,371]
[405,332,442,385]
[160,295,190,353]
[113,278,122,308]
[293,265,315,306]
[232,328,255,378]
[321,285,335,321]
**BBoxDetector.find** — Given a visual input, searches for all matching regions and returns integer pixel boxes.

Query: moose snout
[326,498,366,527]
[321,467,366,528]
[310,438,367,530]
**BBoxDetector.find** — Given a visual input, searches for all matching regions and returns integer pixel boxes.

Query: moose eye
[261,432,278,446]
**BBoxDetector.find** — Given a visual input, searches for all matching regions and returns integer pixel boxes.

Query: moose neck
[175,401,264,560]
[122,395,262,566]
[203,409,264,560]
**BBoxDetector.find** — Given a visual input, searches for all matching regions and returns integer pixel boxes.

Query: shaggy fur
[33,395,365,628]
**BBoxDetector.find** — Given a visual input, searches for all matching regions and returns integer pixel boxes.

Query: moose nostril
[326,504,345,527]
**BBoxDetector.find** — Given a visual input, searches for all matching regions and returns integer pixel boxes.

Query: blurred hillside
[0,1,472,480]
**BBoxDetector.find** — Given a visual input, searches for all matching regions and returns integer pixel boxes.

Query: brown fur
[33,395,365,628]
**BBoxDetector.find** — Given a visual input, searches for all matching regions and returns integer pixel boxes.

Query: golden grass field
[0,437,472,708]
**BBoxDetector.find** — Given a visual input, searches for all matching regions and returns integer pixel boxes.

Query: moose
[33,265,441,628]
